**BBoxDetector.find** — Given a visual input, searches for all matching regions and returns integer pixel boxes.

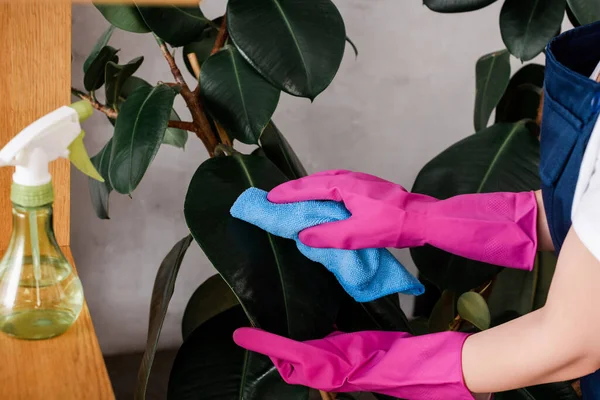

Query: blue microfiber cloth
[230,188,424,302]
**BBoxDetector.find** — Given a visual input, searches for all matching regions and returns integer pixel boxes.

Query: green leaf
[495,389,537,400]
[259,122,307,180]
[496,382,579,400]
[424,0,498,13]
[162,110,189,149]
[136,5,210,47]
[183,27,218,76]
[474,50,511,131]
[184,154,342,339]
[83,25,115,73]
[94,4,151,33]
[88,140,113,220]
[84,46,119,92]
[168,306,307,400]
[428,290,456,333]
[457,292,490,330]
[181,274,240,341]
[487,259,538,321]
[567,0,600,25]
[500,0,566,61]
[410,122,540,292]
[496,64,545,124]
[118,76,187,149]
[104,57,144,108]
[109,84,176,194]
[346,36,358,58]
[566,3,582,27]
[136,236,193,400]
[526,382,579,399]
[227,0,346,99]
[336,293,412,334]
[201,46,280,145]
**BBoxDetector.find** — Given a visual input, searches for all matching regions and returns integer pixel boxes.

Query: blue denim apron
[540,21,600,398]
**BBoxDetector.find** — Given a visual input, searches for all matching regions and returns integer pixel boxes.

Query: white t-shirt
[571,61,600,261]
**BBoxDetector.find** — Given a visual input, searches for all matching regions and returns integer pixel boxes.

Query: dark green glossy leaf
[409,317,430,336]
[567,0,600,25]
[83,25,115,73]
[162,111,188,149]
[428,290,455,332]
[88,140,113,220]
[119,76,188,149]
[566,3,582,27]
[259,122,307,180]
[424,0,498,13]
[491,310,522,327]
[500,0,566,61]
[336,293,412,334]
[496,382,579,400]
[526,382,579,399]
[94,4,150,33]
[201,46,280,145]
[487,259,538,321]
[474,50,510,131]
[496,64,545,124]
[104,57,144,108]
[495,389,536,400]
[346,37,358,58]
[183,27,218,76]
[169,306,307,400]
[184,154,342,339]
[457,292,490,330]
[84,46,119,92]
[136,236,193,400]
[410,122,540,292]
[109,84,176,194]
[181,274,240,341]
[137,5,210,47]
[227,0,346,99]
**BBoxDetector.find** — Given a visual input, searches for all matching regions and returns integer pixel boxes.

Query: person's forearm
[463,229,600,393]
[535,190,554,252]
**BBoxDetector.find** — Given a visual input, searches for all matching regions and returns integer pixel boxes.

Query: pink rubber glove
[268,170,538,270]
[233,327,475,400]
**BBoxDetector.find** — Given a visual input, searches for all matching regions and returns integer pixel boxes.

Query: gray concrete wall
[71,0,539,355]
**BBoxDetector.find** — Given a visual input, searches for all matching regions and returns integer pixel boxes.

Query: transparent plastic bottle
[0,198,83,340]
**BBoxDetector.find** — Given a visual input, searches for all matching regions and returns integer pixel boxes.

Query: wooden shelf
[0,247,114,400]
[0,3,113,399]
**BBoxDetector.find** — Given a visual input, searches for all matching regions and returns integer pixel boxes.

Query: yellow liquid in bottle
[0,205,84,340]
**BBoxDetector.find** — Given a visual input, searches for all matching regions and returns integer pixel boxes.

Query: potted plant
[72,0,599,399]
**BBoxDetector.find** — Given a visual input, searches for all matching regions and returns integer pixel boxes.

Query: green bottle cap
[11,182,54,208]
[69,100,94,122]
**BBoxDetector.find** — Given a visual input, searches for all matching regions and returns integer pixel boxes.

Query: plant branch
[211,15,229,56]
[71,87,117,119]
[319,390,336,400]
[156,35,189,90]
[168,121,196,131]
[156,35,219,155]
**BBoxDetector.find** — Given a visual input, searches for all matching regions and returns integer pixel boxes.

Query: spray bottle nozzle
[69,100,94,123]
[0,101,104,187]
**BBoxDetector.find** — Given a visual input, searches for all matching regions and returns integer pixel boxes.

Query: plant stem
[319,390,336,400]
[156,35,218,155]
[211,15,229,56]
[187,53,201,80]
[72,87,194,131]
[71,87,118,119]
[168,121,197,132]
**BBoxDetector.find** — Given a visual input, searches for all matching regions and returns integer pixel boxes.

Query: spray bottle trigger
[68,130,104,182]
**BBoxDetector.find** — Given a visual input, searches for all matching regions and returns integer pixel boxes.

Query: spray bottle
[0,101,103,340]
